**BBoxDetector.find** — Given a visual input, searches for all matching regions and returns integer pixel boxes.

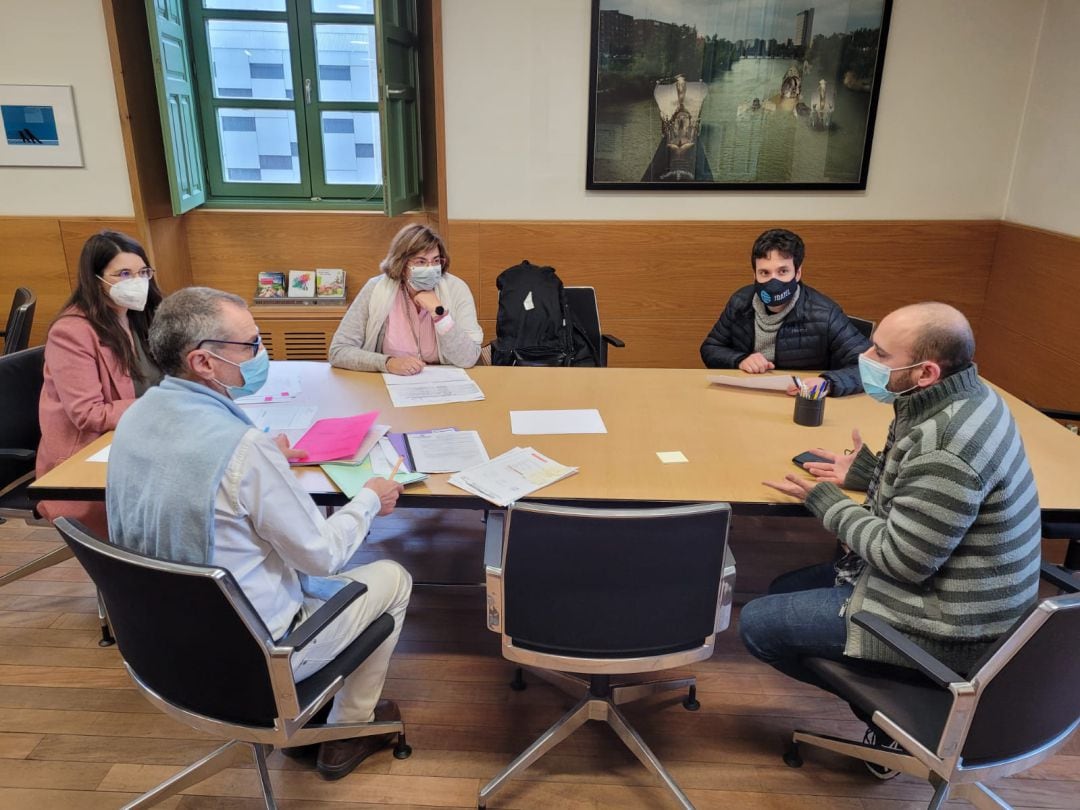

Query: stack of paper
[707,374,791,392]
[382,366,485,408]
[406,428,489,473]
[448,447,578,507]
[235,364,302,403]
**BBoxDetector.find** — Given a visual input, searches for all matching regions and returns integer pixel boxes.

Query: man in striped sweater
[740,302,1041,698]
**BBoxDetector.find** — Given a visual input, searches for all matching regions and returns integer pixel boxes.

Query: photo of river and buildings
[588,0,891,188]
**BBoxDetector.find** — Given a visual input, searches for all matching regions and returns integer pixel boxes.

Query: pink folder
[291,411,379,464]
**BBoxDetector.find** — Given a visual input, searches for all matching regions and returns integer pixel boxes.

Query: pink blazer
[36,310,136,537]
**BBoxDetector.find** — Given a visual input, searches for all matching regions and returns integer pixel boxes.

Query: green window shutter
[378,0,422,216]
[145,0,206,214]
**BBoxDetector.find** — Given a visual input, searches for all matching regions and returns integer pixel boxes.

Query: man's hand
[763,473,819,502]
[413,290,442,314]
[363,477,404,516]
[386,356,425,375]
[786,375,827,397]
[738,352,775,374]
[802,429,864,485]
[272,433,309,462]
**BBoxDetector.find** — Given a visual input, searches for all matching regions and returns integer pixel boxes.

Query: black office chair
[1,287,36,355]
[0,346,45,528]
[784,565,1080,809]
[565,286,625,367]
[479,502,736,809]
[848,315,875,341]
[1037,408,1080,572]
[54,517,411,808]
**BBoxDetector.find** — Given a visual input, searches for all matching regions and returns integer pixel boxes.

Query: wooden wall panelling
[252,307,347,361]
[449,219,1000,368]
[183,211,433,303]
[976,223,1080,411]
[0,219,70,348]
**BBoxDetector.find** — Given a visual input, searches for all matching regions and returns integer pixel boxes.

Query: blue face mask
[407,263,442,291]
[210,348,270,399]
[858,354,923,404]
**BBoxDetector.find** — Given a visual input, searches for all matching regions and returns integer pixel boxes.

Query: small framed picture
[0,84,83,167]
[288,270,316,298]
[255,271,286,299]
[316,268,346,299]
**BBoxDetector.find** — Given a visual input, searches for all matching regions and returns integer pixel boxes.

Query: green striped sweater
[805,365,1041,674]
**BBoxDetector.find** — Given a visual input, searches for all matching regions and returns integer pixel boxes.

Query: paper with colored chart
[291,411,379,464]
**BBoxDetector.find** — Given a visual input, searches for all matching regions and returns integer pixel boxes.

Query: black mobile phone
[792,451,829,468]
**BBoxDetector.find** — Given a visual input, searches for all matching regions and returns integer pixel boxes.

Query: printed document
[235,364,302,403]
[448,447,578,507]
[242,405,318,432]
[406,429,489,473]
[510,408,607,435]
[381,366,485,407]
[707,374,791,392]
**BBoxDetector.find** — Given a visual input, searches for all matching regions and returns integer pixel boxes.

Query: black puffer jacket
[700,284,870,396]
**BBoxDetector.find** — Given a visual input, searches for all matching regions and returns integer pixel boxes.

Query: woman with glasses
[329,224,483,374]
[36,231,163,536]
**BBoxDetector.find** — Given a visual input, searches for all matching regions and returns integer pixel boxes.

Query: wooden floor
[0,510,1075,810]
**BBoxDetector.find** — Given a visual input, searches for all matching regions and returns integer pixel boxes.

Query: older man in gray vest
[107,287,411,781]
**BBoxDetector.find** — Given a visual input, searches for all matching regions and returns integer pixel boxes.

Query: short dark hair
[751,229,804,271]
[912,319,975,379]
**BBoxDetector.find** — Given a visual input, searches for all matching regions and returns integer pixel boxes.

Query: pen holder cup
[793,395,826,427]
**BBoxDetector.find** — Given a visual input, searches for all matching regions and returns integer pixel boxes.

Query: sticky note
[657,451,688,464]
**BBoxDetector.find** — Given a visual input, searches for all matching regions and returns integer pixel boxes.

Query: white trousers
[290,559,412,723]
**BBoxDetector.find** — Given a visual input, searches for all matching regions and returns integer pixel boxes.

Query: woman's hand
[413,290,442,314]
[386,356,425,375]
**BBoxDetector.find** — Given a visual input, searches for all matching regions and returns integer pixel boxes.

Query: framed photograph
[586,0,892,190]
[0,85,83,167]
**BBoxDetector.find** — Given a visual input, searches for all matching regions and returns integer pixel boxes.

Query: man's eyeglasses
[106,267,155,281]
[197,335,262,358]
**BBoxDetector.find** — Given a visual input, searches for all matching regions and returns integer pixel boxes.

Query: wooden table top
[31,363,1080,514]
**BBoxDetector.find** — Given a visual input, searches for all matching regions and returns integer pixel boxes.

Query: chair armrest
[1040,561,1080,593]
[0,448,35,462]
[278,581,368,651]
[851,612,964,688]
[601,333,625,348]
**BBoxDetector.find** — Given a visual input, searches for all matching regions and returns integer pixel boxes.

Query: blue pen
[808,384,818,400]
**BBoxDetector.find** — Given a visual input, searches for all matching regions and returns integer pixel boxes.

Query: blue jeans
[738,561,853,690]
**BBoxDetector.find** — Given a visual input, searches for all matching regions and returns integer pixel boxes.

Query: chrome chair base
[787,731,1013,810]
[479,671,696,809]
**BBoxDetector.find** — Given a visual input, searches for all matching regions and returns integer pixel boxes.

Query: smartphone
[792,451,829,468]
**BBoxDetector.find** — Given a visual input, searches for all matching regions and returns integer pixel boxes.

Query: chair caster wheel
[682,685,700,711]
[393,743,412,760]
[510,667,527,691]
[783,743,803,768]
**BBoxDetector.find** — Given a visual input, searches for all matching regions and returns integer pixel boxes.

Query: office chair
[54,517,411,809]
[847,315,875,341]
[1,287,36,355]
[0,346,45,527]
[565,286,625,367]
[479,502,736,809]
[1038,408,1080,572]
[783,565,1080,810]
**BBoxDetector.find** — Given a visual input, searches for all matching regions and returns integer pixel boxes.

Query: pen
[387,455,404,480]
[808,384,818,400]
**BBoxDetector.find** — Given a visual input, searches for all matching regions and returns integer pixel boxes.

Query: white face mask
[102,276,150,311]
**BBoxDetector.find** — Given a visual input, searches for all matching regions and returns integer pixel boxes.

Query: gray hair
[149,287,247,376]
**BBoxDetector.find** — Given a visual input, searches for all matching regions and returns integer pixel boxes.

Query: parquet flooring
[0,512,1075,809]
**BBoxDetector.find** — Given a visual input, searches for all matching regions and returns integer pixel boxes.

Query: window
[145,0,422,214]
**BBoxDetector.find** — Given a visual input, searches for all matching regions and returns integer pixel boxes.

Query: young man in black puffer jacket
[700,229,870,396]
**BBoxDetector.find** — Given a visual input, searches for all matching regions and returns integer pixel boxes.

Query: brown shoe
[316,699,401,780]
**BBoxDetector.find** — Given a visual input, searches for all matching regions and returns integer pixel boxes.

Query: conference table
[30,363,1080,519]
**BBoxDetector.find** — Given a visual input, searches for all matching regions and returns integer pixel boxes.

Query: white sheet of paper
[707,374,792,392]
[382,366,470,385]
[657,451,688,464]
[243,405,318,432]
[510,408,608,435]
[87,445,111,463]
[407,429,489,473]
[234,364,302,403]
[448,446,578,507]
[386,380,485,408]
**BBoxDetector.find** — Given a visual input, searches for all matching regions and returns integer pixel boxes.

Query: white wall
[442,0,1044,221]
[0,1,134,217]
[1004,1,1079,238]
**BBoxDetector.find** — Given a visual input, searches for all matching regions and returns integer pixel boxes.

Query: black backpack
[491,261,598,367]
